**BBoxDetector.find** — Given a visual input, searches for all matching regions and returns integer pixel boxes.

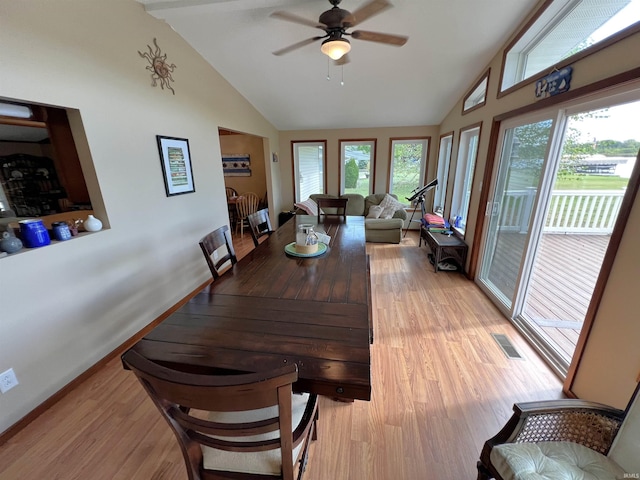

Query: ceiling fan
[270,0,408,64]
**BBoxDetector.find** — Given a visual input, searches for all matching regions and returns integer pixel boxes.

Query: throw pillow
[366,205,383,219]
[378,194,405,219]
[294,198,318,216]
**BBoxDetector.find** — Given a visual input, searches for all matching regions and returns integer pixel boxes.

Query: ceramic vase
[19,219,50,248]
[0,231,23,253]
[84,214,103,232]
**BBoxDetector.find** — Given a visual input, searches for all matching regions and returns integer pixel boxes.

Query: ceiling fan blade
[272,36,324,56]
[334,53,351,66]
[343,0,392,27]
[270,10,325,29]
[351,30,408,46]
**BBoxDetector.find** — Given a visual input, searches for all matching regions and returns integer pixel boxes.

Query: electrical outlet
[0,368,19,394]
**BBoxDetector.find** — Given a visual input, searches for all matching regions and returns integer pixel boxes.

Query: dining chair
[247,208,275,247]
[235,192,260,237]
[199,225,237,279]
[121,350,319,480]
[225,187,239,229]
[225,186,238,199]
[316,197,348,222]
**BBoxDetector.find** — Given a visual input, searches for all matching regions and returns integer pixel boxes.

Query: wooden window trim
[387,136,431,196]
[290,140,327,203]
[338,138,377,196]
[434,131,454,215]
[497,0,640,98]
[451,122,482,238]
[462,68,490,115]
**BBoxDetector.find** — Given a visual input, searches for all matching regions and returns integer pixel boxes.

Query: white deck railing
[498,189,625,234]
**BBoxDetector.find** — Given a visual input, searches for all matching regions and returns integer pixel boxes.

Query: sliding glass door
[479,116,554,312]
[478,84,640,377]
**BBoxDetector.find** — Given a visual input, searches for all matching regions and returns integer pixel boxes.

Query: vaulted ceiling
[137,0,538,130]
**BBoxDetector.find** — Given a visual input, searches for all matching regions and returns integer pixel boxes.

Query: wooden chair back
[247,208,274,247]
[235,192,260,237]
[122,350,318,480]
[199,225,237,279]
[316,197,348,222]
[225,187,238,199]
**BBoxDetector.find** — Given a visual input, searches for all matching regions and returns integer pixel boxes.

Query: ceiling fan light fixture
[321,37,351,60]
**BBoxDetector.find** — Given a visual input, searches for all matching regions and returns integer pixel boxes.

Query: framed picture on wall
[156,135,196,196]
[222,153,252,176]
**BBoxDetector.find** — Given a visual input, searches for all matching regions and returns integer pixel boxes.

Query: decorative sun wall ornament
[138,38,177,95]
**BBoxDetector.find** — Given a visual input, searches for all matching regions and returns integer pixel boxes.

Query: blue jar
[19,219,51,248]
[52,221,71,241]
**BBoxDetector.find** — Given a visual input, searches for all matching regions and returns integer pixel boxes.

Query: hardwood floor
[0,230,563,480]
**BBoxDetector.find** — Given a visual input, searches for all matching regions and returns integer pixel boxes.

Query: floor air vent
[491,333,523,359]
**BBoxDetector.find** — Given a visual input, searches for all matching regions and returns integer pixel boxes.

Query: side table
[420,226,468,273]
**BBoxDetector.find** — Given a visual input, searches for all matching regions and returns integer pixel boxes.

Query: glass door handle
[485,201,500,216]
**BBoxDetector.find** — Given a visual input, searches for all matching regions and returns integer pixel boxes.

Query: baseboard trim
[0,279,211,446]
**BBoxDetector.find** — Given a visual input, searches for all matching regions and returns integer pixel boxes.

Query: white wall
[0,0,279,434]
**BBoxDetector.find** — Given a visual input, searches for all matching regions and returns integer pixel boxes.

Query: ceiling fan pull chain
[341,65,345,86]
[327,58,331,81]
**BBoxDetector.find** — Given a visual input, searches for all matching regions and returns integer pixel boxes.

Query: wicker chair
[477,383,640,480]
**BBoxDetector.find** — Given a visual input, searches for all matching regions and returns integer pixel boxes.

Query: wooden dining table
[125,215,372,401]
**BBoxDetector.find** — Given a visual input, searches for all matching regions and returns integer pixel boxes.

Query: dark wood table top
[424,227,467,246]
[128,215,372,401]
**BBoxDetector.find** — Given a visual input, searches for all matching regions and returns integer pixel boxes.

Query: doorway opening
[218,128,268,240]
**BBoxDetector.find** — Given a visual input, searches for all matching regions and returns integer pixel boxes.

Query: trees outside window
[389,138,429,204]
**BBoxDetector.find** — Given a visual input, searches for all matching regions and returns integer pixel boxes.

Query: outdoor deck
[488,231,610,364]
[526,232,610,363]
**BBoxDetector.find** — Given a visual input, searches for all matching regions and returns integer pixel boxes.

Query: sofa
[295,193,407,244]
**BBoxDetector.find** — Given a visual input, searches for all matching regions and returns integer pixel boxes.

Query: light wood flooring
[0,230,563,480]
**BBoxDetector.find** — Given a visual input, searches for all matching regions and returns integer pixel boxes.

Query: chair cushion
[202,393,311,475]
[491,441,626,480]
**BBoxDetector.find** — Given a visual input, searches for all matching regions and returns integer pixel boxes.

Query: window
[340,140,375,195]
[463,70,489,114]
[388,138,429,205]
[500,0,640,92]
[292,141,326,202]
[451,125,481,234]
[433,133,453,215]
